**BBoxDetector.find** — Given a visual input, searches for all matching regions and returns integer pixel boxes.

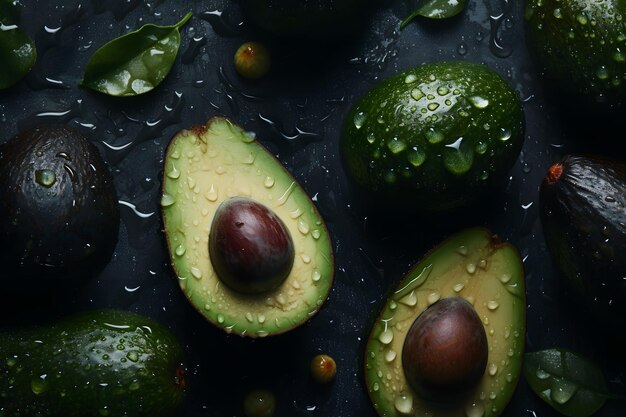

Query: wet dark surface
[1,0,625,416]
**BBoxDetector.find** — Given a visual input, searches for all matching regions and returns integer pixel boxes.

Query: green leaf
[0,0,36,90]
[81,11,192,96]
[524,348,623,417]
[400,0,468,29]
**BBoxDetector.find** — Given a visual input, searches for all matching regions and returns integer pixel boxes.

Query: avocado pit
[402,297,488,403]
[209,196,295,294]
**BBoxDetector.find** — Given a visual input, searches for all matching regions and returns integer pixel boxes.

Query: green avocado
[365,228,526,417]
[0,125,119,285]
[525,0,626,106]
[0,310,185,417]
[540,155,626,322]
[341,61,524,212]
[161,117,334,338]
[239,0,365,38]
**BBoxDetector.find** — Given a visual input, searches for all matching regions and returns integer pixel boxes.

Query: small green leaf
[400,0,468,28]
[0,0,37,90]
[524,348,622,417]
[81,12,192,96]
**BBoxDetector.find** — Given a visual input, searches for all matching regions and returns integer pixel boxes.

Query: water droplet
[298,219,310,235]
[444,138,474,174]
[354,111,366,129]
[367,132,376,144]
[576,14,588,25]
[175,244,186,256]
[201,185,217,202]
[465,401,485,417]
[427,292,440,305]
[469,96,489,108]
[499,273,512,283]
[489,363,498,376]
[411,88,425,101]
[550,379,577,404]
[390,300,397,310]
[160,194,175,207]
[372,382,380,392]
[398,290,417,306]
[407,147,427,167]
[453,283,465,292]
[312,230,321,240]
[405,74,418,84]
[536,368,550,379]
[487,300,499,310]
[312,270,321,282]
[258,314,266,323]
[246,312,254,322]
[301,254,311,264]
[427,103,440,111]
[378,329,394,345]
[553,8,562,18]
[217,314,225,324]
[457,245,468,256]
[31,377,48,395]
[385,171,397,183]
[35,169,56,187]
[377,115,385,124]
[127,351,139,362]
[437,86,450,96]
[385,350,397,363]
[425,128,444,144]
[457,42,468,55]
[597,66,609,80]
[191,267,202,279]
[466,263,477,274]
[394,393,413,415]
[129,381,140,391]
[387,138,407,154]
[263,176,275,188]
[167,165,180,179]
[499,128,512,141]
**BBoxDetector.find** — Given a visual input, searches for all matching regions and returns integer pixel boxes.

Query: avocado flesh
[0,310,185,417]
[161,118,334,337]
[365,228,526,417]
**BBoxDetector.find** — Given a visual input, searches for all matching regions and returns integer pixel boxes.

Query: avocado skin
[525,0,626,107]
[240,0,366,38]
[0,310,185,417]
[0,125,119,284]
[540,155,626,322]
[341,61,524,212]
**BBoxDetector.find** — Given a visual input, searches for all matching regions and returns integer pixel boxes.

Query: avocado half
[365,228,526,417]
[161,118,334,337]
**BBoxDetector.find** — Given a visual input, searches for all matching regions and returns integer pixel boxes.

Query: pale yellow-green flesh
[365,228,525,417]
[161,118,333,337]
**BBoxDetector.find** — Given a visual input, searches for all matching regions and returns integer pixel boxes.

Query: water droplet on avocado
[444,138,474,174]
[127,351,139,362]
[258,314,266,323]
[457,245,468,256]
[387,138,407,154]
[411,88,425,101]
[298,219,310,235]
[425,128,444,144]
[206,185,218,202]
[263,176,275,188]
[354,111,366,129]
[35,169,56,187]
[596,66,609,80]
[466,263,477,274]
[398,290,417,306]
[160,194,175,207]
[167,165,180,179]
[407,147,427,167]
[129,381,140,391]
[453,283,465,292]
[379,329,394,345]
[427,103,440,111]
[489,363,498,376]
[31,377,48,395]
[465,401,485,417]
[312,270,321,282]
[372,382,380,391]
[312,229,321,240]
[217,314,225,324]
[175,244,186,256]
[427,292,440,305]
[576,14,588,24]
[394,393,413,414]
[469,96,489,108]
[385,350,397,363]
[405,74,418,84]
[499,128,512,141]
[487,301,500,310]
[437,86,450,96]
[377,115,385,124]
[536,368,550,379]
[191,267,202,279]
[367,132,376,144]
[499,273,512,283]
[553,8,562,18]
[385,171,397,183]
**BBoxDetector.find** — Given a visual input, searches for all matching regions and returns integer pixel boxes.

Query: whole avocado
[239,0,366,38]
[0,310,186,417]
[540,155,626,323]
[341,61,524,212]
[0,125,119,285]
[525,0,626,107]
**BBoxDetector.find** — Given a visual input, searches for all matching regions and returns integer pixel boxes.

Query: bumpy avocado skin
[0,310,186,417]
[161,118,334,338]
[365,228,526,417]
[0,125,119,284]
[341,61,524,212]
[540,155,626,322]
[240,0,366,38]
[525,0,626,107]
